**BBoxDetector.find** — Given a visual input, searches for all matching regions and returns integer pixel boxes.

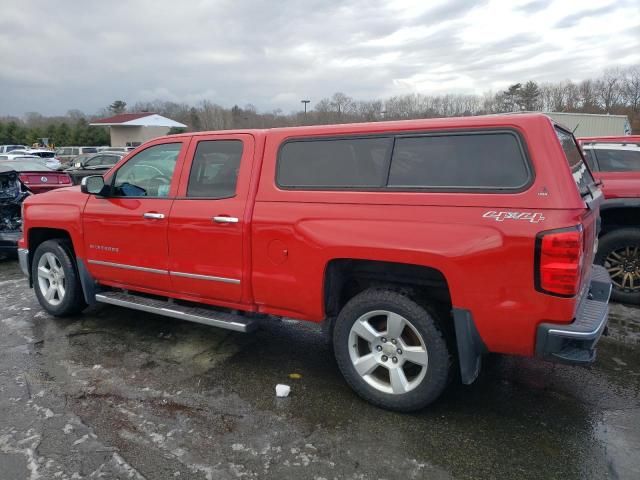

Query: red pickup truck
[578,136,640,305]
[18,114,611,411]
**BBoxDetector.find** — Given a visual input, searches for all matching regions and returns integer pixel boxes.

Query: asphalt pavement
[0,258,639,480]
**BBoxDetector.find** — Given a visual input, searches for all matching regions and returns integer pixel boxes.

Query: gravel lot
[0,258,639,479]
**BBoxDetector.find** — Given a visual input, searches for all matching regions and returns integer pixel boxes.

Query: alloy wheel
[348,310,428,395]
[37,252,66,306]
[605,246,640,293]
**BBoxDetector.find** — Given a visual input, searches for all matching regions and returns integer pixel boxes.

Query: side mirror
[81,175,107,195]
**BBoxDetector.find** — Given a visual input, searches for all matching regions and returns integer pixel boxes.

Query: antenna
[572,123,580,134]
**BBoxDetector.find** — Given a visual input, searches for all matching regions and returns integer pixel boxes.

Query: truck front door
[168,134,255,304]
[83,140,189,292]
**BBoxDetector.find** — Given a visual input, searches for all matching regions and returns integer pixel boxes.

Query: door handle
[213,216,239,224]
[143,212,165,220]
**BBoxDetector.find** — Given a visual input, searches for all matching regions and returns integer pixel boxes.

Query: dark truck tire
[595,228,640,305]
[333,288,451,412]
[32,240,87,316]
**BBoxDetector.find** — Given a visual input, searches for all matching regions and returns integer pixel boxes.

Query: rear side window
[555,128,594,195]
[187,140,243,198]
[277,137,392,188]
[593,148,640,172]
[276,131,530,191]
[388,133,529,189]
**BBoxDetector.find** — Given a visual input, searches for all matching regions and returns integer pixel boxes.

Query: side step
[95,291,257,333]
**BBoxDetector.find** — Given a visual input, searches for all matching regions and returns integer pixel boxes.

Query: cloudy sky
[1,0,638,116]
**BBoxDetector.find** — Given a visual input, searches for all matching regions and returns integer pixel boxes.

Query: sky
[0,0,638,116]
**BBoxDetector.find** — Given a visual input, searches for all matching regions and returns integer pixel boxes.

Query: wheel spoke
[38,266,52,280]
[608,267,623,278]
[402,346,428,366]
[609,251,623,261]
[45,286,56,301]
[385,312,405,339]
[57,283,66,299]
[389,367,410,394]
[351,319,380,343]
[353,353,379,376]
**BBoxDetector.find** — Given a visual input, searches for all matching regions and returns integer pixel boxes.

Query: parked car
[578,136,640,304]
[0,159,72,194]
[55,146,99,165]
[0,165,29,256]
[0,145,27,153]
[18,113,611,412]
[8,149,62,170]
[65,152,125,185]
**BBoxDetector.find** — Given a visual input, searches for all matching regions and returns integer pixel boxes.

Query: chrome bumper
[18,248,29,277]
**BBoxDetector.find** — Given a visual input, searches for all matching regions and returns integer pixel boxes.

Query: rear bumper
[536,265,612,365]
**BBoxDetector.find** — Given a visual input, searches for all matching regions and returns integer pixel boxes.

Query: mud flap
[452,308,487,384]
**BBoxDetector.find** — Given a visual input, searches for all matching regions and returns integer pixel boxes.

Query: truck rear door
[168,134,255,304]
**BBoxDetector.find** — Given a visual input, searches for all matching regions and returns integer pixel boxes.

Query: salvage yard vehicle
[0,159,72,194]
[18,114,611,411]
[8,149,62,170]
[65,151,125,185]
[578,136,640,305]
[0,165,29,256]
[55,146,99,165]
[0,145,27,153]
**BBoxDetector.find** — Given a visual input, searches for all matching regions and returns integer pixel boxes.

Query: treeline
[1,65,638,146]
[0,112,109,147]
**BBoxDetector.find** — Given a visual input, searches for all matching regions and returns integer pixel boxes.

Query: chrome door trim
[88,259,168,275]
[143,212,166,219]
[170,271,241,284]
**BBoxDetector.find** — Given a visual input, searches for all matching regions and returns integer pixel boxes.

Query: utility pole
[301,99,310,120]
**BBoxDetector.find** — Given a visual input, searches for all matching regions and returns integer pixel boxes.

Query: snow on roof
[90,113,186,128]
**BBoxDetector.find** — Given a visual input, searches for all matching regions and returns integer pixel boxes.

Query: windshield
[33,151,56,158]
[592,148,640,172]
[555,127,595,196]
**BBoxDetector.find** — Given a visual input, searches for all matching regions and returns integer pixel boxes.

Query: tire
[32,240,87,316]
[595,228,640,306]
[333,288,452,412]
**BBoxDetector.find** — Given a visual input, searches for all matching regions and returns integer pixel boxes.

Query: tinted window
[594,149,640,172]
[103,155,120,166]
[82,147,97,154]
[277,137,392,188]
[112,143,181,197]
[85,155,104,167]
[388,133,529,189]
[556,128,594,195]
[34,151,56,158]
[187,140,243,198]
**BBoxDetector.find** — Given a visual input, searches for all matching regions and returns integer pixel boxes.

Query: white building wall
[545,113,631,136]
[110,126,172,147]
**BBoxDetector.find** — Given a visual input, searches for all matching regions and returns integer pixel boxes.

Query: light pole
[301,99,310,120]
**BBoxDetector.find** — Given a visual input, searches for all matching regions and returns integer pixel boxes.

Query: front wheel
[32,240,87,316]
[595,228,640,305]
[333,288,452,412]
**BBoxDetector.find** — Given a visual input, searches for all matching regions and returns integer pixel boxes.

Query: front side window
[593,148,640,172]
[85,156,104,167]
[112,143,181,197]
[186,140,243,198]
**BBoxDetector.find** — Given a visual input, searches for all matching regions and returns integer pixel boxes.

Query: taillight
[535,226,584,297]
[18,174,30,184]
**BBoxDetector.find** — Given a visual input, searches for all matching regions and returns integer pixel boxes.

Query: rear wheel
[32,240,87,316]
[595,228,640,305]
[333,288,451,412]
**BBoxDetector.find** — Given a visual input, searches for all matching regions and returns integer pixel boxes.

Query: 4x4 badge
[483,211,545,223]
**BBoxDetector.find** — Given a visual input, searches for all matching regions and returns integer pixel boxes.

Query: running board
[95,291,257,333]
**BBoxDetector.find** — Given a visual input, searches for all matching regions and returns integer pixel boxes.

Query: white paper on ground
[275,384,291,397]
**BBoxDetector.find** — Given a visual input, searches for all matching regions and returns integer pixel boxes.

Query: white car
[8,149,62,170]
[0,145,27,153]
